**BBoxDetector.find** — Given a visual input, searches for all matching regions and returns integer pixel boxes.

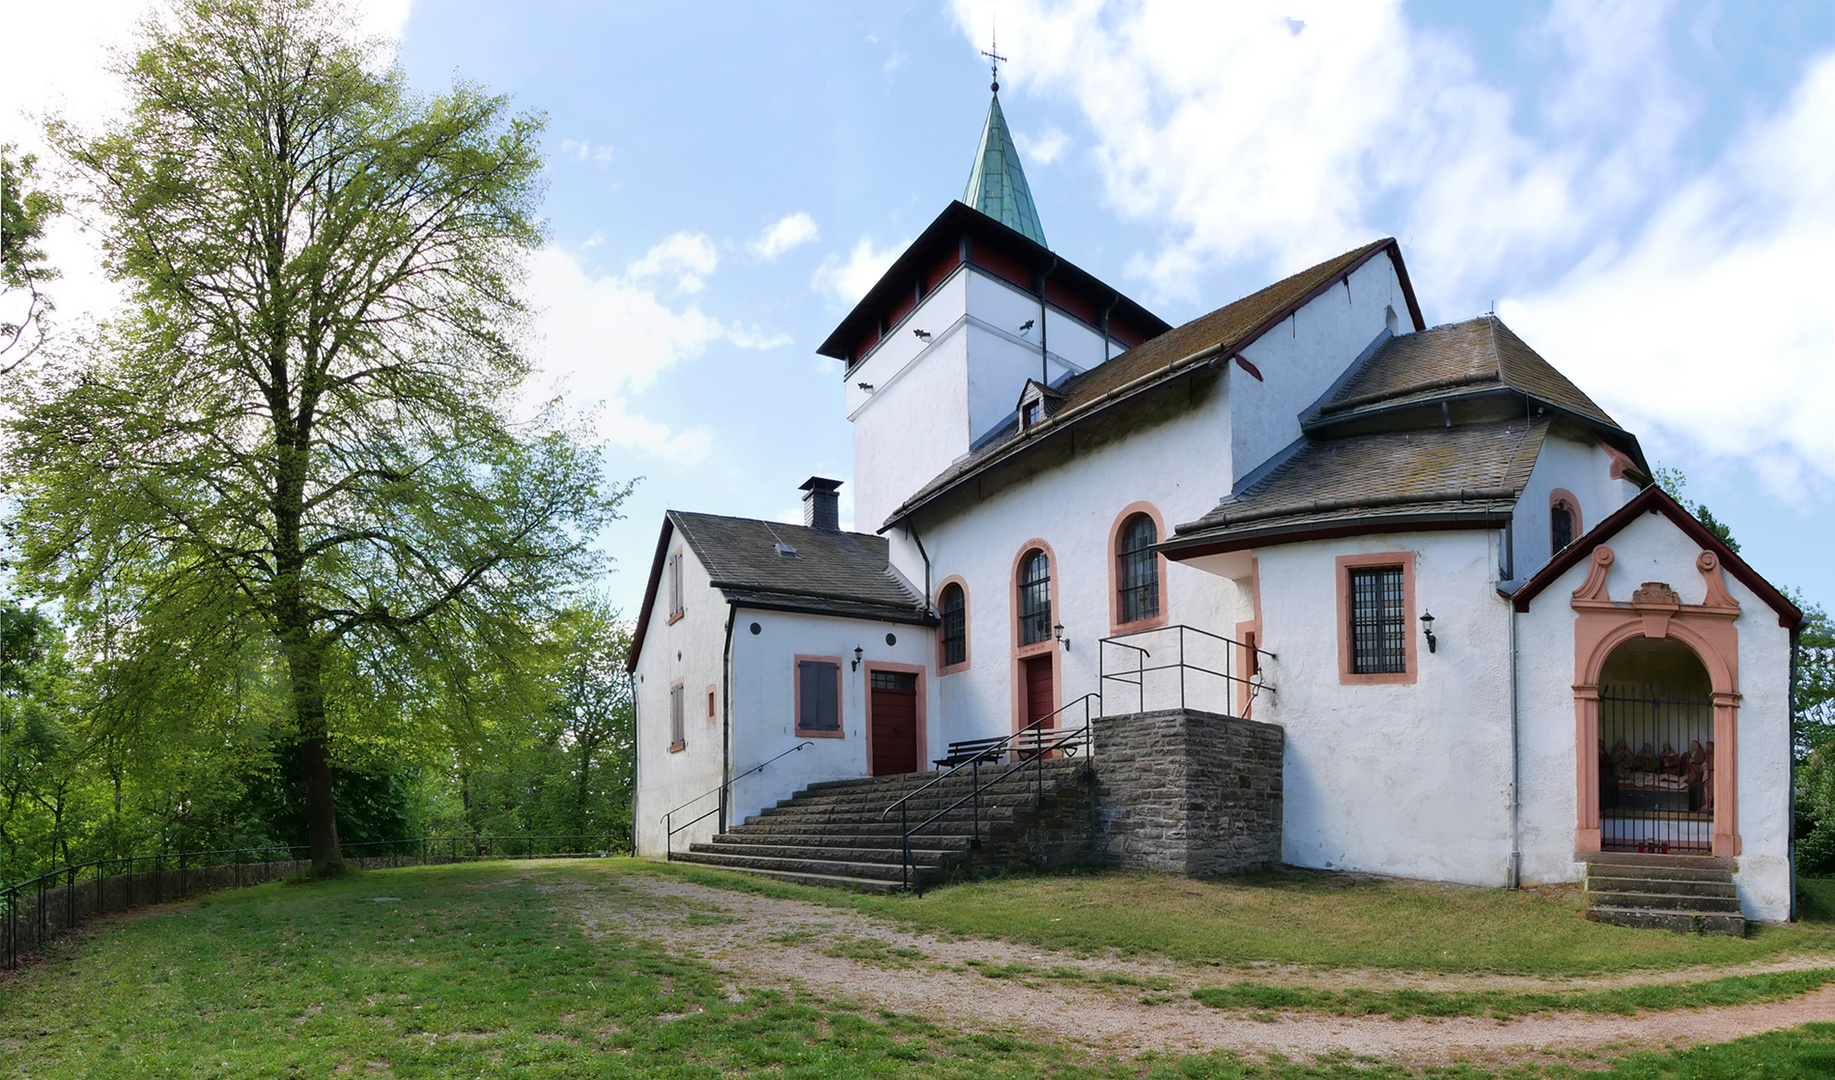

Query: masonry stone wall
[1092,708,1284,875]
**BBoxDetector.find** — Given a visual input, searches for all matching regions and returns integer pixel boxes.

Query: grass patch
[1193,967,1835,1020]
[3,860,1835,1078]
[638,860,1835,978]
[820,935,927,968]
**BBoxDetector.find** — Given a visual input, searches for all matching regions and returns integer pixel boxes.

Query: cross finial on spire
[981,25,1006,93]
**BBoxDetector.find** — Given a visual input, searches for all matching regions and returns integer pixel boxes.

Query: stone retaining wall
[1092,708,1284,875]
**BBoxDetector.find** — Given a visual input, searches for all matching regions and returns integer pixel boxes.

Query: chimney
[799,476,842,531]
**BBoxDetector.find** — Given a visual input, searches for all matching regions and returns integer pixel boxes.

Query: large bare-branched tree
[6,0,619,875]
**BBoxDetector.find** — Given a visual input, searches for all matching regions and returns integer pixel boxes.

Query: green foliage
[0,143,61,369]
[9,0,625,874]
[1651,465,1739,552]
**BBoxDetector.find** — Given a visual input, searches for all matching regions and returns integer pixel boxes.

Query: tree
[1651,466,1738,552]
[8,0,620,876]
[0,145,61,372]
[546,600,635,839]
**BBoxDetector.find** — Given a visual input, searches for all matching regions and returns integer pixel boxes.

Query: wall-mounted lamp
[912,328,931,341]
[856,381,875,392]
[1053,622,1069,652]
[852,645,864,671]
[1018,319,1035,334]
[1419,611,1437,654]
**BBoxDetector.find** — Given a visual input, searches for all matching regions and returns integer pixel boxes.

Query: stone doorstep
[1586,906,1746,935]
[1583,889,1742,913]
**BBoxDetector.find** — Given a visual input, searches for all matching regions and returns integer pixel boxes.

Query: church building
[627,79,1801,923]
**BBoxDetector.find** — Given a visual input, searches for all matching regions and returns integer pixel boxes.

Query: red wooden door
[869,671,919,776]
[1023,655,1055,730]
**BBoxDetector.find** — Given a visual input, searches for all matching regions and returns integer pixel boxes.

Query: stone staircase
[669,759,1096,893]
[1582,852,1745,935]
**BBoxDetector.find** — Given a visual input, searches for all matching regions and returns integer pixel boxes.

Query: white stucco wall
[1510,430,1640,580]
[1514,510,1794,920]
[632,531,730,857]
[725,609,940,825]
[849,266,1114,534]
[906,377,1254,746]
[1232,254,1406,486]
[1255,529,1518,886]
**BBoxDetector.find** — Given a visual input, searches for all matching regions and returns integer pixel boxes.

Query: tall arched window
[1018,550,1052,646]
[1117,514,1160,624]
[939,582,968,668]
[1550,489,1581,555]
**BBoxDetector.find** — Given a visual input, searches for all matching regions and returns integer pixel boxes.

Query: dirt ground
[546,868,1835,1069]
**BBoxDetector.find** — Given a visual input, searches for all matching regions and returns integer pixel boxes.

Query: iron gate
[1598,683,1714,853]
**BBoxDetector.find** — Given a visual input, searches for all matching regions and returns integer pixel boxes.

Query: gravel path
[545,867,1835,1068]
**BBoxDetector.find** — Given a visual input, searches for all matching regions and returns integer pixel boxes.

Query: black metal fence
[1098,623,1274,719]
[2,833,627,970]
[1599,683,1715,853]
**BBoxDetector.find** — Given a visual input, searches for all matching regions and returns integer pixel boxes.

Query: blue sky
[7,1,1835,621]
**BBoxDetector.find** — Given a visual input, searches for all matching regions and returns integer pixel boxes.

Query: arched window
[1550,489,1581,554]
[1018,550,1052,646]
[1551,504,1573,552]
[1117,514,1160,624]
[939,582,967,668]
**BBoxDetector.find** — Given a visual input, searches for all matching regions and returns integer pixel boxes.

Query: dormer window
[1016,379,1062,432]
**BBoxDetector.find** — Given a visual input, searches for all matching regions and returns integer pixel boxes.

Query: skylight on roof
[775,542,800,559]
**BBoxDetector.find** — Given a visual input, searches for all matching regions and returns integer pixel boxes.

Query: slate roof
[1312,315,1619,430]
[963,92,1047,247]
[885,237,1424,528]
[669,512,931,621]
[1163,418,1549,553]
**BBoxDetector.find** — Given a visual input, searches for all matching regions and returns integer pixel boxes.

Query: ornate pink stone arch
[1570,546,1744,856]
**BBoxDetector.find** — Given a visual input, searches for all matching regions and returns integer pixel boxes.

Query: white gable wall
[1232,255,1407,486]
[1255,528,1517,886]
[1510,431,1641,579]
[632,533,729,857]
[725,610,940,826]
[908,377,1253,745]
[1514,510,1793,920]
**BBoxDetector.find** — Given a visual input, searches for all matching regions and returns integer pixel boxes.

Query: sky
[5,0,1835,622]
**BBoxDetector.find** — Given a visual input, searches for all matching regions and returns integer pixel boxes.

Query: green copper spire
[963,91,1047,248]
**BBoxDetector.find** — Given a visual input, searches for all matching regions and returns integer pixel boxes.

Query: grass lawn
[1,860,1833,1079]
[641,862,1835,978]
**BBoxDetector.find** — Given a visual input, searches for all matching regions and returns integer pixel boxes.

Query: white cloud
[558,138,614,165]
[749,212,820,260]
[1505,51,1835,492]
[525,242,787,464]
[947,0,1687,307]
[626,231,719,294]
[1014,126,1068,166]
[811,236,906,304]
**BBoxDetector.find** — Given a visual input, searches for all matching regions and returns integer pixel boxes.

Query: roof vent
[775,542,801,558]
[799,476,842,531]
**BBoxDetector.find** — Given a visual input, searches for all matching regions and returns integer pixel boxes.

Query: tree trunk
[285,642,344,876]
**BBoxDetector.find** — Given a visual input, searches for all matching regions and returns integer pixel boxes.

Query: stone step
[774,781,1079,814]
[1583,889,1743,913]
[1585,851,1733,871]
[797,762,1086,798]
[1584,874,1737,897]
[673,848,915,882]
[691,841,963,865]
[1585,906,1745,935]
[711,831,983,851]
[1585,865,1734,884]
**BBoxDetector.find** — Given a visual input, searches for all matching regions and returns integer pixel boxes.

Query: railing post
[970,758,982,849]
[900,803,910,891]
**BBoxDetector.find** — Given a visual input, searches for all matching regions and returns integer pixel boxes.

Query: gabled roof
[963,92,1046,246]
[626,511,934,670]
[1310,316,1620,432]
[1161,418,1547,557]
[1506,485,1802,628]
[883,237,1425,529]
[814,201,1169,368]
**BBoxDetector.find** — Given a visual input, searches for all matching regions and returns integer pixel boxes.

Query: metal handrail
[884,692,1098,895]
[1,832,625,969]
[660,740,815,860]
[1098,623,1275,716]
